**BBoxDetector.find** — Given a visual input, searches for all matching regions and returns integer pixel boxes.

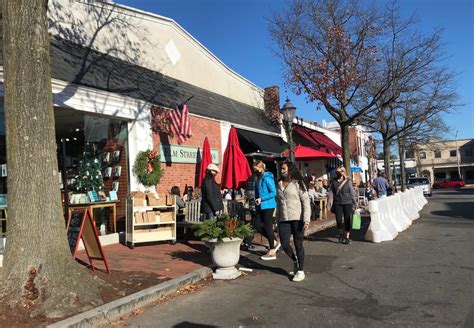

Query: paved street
[124,189,474,328]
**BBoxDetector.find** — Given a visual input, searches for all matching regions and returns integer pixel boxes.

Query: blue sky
[116,0,473,140]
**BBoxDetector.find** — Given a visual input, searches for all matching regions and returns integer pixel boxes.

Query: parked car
[407,177,432,196]
[432,179,465,189]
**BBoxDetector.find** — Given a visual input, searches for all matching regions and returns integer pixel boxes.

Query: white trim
[228,122,281,138]
[0,70,280,139]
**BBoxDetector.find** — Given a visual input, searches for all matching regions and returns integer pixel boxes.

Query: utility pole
[455,130,462,179]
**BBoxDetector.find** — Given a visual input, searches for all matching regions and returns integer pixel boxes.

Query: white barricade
[394,193,411,230]
[365,197,398,243]
[403,189,419,221]
[365,186,427,243]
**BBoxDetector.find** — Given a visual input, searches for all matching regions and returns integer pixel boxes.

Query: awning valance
[284,145,337,161]
[236,128,288,156]
[293,124,342,156]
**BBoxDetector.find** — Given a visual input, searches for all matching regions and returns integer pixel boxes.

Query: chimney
[263,86,281,127]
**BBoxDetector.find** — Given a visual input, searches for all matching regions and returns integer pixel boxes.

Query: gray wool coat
[276,180,311,223]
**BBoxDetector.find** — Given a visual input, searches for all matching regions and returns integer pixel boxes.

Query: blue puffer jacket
[255,171,277,210]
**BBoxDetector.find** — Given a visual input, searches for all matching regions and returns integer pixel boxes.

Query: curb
[47,266,212,328]
[304,219,337,237]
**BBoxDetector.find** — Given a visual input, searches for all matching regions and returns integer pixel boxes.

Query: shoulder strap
[335,179,348,196]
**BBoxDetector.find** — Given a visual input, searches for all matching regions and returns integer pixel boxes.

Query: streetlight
[281,97,297,162]
[364,142,372,182]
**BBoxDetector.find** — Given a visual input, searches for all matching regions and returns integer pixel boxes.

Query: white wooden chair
[179,199,203,234]
[357,188,368,207]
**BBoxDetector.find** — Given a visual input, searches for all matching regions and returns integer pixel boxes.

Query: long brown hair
[281,160,306,190]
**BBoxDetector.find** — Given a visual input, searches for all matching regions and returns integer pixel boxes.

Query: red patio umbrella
[285,145,337,161]
[220,128,252,190]
[198,137,213,187]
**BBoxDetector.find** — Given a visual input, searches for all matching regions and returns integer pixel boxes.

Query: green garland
[133,150,163,187]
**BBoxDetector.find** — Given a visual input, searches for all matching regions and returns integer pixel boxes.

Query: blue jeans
[204,212,216,220]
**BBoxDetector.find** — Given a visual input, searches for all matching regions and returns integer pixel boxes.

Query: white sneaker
[289,261,299,275]
[260,252,277,261]
[273,241,281,252]
[292,271,305,282]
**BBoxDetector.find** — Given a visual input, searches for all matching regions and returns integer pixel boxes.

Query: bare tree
[269,0,394,173]
[360,3,457,184]
[397,114,448,190]
[1,0,101,317]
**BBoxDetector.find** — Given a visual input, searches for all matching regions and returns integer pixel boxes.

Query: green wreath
[133,150,163,186]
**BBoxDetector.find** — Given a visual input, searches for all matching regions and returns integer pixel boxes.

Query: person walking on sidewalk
[276,161,311,282]
[253,160,280,260]
[328,166,357,245]
[373,172,390,198]
[201,163,224,220]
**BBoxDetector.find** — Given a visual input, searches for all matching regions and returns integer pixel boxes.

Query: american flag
[169,103,192,143]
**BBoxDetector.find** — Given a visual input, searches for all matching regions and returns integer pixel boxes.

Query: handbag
[352,210,361,230]
[330,179,348,213]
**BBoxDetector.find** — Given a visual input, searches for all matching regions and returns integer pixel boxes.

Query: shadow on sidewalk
[305,216,371,243]
[169,249,212,267]
[238,255,291,279]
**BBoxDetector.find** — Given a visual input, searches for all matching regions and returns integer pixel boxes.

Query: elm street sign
[159,144,220,164]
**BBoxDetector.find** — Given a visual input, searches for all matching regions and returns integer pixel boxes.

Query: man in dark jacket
[201,163,224,220]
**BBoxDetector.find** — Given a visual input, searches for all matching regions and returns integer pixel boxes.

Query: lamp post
[364,142,372,182]
[281,97,297,162]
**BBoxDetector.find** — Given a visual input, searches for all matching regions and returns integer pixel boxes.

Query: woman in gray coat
[328,166,357,244]
[276,161,311,282]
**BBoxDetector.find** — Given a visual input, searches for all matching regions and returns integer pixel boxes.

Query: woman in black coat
[200,163,224,220]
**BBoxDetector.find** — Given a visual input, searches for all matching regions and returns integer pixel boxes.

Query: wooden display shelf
[125,197,177,248]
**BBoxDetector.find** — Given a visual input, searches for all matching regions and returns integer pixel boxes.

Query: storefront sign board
[66,208,110,273]
[159,144,220,164]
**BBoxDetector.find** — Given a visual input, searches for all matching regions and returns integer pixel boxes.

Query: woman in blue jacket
[253,160,280,260]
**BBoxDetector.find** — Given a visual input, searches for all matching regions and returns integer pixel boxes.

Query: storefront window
[0,104,129,233]
[55,108,129,200]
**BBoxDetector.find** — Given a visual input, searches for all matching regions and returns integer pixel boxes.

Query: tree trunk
[383,136,392,184]
[1,0,101,318]
[398,138,407,192]
[340,123,351,175]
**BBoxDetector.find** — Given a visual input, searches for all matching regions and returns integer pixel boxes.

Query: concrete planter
[207,237,242,280]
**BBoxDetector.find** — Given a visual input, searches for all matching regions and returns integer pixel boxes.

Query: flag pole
[178,95,194,107]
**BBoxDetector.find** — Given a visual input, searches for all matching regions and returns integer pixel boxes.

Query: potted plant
[194,214,253,279]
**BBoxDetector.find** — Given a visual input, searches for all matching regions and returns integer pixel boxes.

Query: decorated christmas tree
[72,143,104,192]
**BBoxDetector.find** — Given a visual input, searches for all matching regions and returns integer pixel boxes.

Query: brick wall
[102,139,128,232]
[152,115,221,195]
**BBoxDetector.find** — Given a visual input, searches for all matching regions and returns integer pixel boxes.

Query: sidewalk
[48,218,336,327]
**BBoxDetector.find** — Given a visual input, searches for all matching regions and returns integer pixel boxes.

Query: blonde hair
[337,165,346,173]
[253,160,266,170]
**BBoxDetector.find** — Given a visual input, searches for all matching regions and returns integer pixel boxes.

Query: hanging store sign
[159,144,220,164]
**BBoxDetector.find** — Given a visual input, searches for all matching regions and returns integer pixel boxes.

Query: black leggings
[334,203,353,232]
[248,208,275,249]
[279,220,305,271]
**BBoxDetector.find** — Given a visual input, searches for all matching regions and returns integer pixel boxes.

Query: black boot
[338,230,345,244]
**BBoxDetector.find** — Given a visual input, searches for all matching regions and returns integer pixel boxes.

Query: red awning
[293,125,342,156]
[285,145,337,161]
